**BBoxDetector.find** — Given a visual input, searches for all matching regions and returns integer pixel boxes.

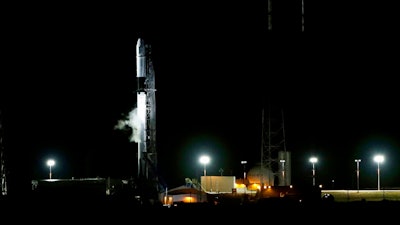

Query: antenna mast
[1,110,7,196]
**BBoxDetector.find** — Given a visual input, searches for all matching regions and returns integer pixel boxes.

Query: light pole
[199,155,210,192]
[280,159,286,186]
[373,155,384,191]
[355,159,361,192]
[46,159,55,179]
[309,157,318,186]
[199,155,210,176]
[241,161,247,180]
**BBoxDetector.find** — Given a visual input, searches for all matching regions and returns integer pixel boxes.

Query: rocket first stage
[136,38,158,185]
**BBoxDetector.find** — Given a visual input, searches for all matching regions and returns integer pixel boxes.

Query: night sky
[2,2,400,195]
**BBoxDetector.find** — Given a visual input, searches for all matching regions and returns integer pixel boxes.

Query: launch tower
[0,110,7,196]
[266,0,304,33]
[260,107,291,187]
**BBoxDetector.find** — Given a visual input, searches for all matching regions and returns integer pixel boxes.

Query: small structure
[200,176,235,193]
[160,185,207,206]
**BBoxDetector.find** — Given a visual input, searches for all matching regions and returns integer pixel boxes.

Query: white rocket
[135,38,157,181]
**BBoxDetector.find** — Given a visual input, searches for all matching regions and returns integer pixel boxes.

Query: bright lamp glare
[374,155,384,163]
[309,157,318,163]
[47,159,55,167]
[199,155,210,165]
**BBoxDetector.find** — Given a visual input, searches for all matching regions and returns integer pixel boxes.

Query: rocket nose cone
[136,38,145,56]
[137,38,143,48]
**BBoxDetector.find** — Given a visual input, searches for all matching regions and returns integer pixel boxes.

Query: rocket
[136,38,146,91]
[136,38,147,178]
[135,38,157,181]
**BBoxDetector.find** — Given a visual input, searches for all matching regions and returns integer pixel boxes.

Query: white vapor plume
[114,107,141,143]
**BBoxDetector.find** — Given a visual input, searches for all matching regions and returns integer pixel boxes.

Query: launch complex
[0,36,296,207]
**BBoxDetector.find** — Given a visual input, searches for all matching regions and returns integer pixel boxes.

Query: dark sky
[2,1,400,194]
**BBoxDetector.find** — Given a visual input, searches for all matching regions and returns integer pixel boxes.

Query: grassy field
[321,190,400,202]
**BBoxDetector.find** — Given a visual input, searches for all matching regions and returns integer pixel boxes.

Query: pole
[203,164,206,177]
[241,161,247,181]
[312,163,315,186]
[355,159,361,192]
[373,155,384,191]
[49,165,52,179]
[282,163,285,186]
[357,162,359,192]
[377,162,380,191]
[309,157,318,187]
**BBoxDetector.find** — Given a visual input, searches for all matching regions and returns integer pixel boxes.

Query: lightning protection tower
[260,106,291,187]
[1,110,7,196]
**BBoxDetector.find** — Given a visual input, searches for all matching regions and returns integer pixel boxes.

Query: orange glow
[235,183,246,188]
[183,196,196,203]
[163,196,173,205]
[247,183,260,191]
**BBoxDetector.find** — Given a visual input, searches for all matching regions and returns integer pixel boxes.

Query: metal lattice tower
[1,110,7,196]
[143,43,158,188]
[260,106,289,187]
[302,0,304,32]
[266,0,304,32]
[267,0,272,31]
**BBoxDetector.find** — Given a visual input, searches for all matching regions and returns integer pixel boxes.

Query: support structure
[267,0,272,31]
[0,110,7,196]
[260,106,291,187]
[302,0,304,32]
[266,0,304,33]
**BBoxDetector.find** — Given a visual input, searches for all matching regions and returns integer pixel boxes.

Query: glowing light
[374,154,384,190]
[309,157,318,163]
[199,155,210,176]
[183,196,196,203]
[373,155,384,163]
[309,156,318,186]
[46,159,55,179]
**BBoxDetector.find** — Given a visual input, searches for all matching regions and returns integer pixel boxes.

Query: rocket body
[136,38,147,177]
[135,38,157,181]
